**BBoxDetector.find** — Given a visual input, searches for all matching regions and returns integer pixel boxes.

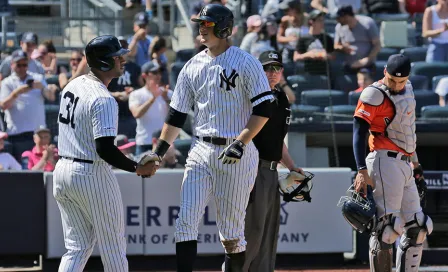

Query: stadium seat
[409,75,429,90]
[333,74,358,92]
[432,75,448,91]
[400,47,427,63]
[169,62,186,88]
[324,105,356,121]
[175,49,195,62]
[301,90,347,108]
[282,61,305,79]
[348,91,362,105]
[21,151,31,170]
[377,48,400,61]
[286,75,330,93]
[173,138,193,163]
[421,105,448,119]
[44,105,60,137]
[290,104,323,121]
[413,90,439,116]
[411,62,448,89]
[374,61,388,81]
[46,75,59,86]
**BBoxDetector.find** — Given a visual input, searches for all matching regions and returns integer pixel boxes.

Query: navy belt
[387,151,410,162]
[195,136,235,146]
[259,159,278,171]
[61,156,94,164]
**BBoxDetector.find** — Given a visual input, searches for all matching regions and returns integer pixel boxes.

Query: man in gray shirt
[334,6,381,73]
[0,32,45,81]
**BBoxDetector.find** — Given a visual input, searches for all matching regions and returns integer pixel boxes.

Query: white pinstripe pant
[174,139,259,254]
[53,158,128,272]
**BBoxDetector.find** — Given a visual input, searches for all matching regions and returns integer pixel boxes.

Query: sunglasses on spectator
[70,58,82,62]
[16,63,28,68]
[199,20,216,27]
[263,65,283,73]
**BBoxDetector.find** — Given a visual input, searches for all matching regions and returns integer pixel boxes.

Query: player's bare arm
[280,143,303,174]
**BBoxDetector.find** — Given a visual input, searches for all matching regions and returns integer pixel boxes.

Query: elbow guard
[252,100,272,118]
[166,107,188,128]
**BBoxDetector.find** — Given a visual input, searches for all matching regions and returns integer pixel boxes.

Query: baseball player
[243,50,304,272]
[142,4,274,272]
[353,54,431,272]
[53,35,157,272]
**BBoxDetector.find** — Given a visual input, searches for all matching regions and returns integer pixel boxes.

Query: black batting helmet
[85,35,130,72]
[191,4,234,39]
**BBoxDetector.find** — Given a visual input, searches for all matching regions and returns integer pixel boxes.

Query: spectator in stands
[334,6,381,74]
[364,0,401,14]
[240,15,263,53]
[108,37,142,138]
[129,61,172,155]
[422,0,448,62]
[278,0,309,63]
[294,9,334,75]
[0,131,21,171]
[32,40,58,76]
[115,134,136,161]
[0,50,56,161]
[250,16,279,58]
[58,50,85,90]
[128,12,153,67]
[310,0,361,17]
[354,68,374,92]
[151,129,184,169]
[24,126,58,171]
[149,36,169,84]
[435,77,448,106]
[0,32,45,81]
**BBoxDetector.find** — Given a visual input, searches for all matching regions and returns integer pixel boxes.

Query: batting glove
[137,151,162,178]
[218,140,245,164]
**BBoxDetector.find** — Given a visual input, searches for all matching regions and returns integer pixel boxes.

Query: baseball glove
[413,164,427,208]
[137,151,162,178]
[278,170,314,202]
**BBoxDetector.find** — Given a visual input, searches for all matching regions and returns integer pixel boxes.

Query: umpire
[243,50,304,272]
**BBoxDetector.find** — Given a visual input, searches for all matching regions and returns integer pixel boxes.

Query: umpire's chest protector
[371,81,417,153]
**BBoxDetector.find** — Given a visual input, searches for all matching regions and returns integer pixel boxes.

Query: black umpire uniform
[243,51,291,272]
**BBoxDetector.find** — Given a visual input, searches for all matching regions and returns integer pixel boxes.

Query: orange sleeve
[354,100,380,124]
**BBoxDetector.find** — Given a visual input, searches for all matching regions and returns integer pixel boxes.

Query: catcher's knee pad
[396,212,433,272]
[369,214,403,272]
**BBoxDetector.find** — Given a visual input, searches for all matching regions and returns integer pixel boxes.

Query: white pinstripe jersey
[57,73,118,161]
[170,46,273,138]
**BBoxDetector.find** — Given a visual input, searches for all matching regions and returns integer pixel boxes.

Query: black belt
[387,151,410,162]
[195,136,235,146]
[259,159,278,171]
[61,156,94,164]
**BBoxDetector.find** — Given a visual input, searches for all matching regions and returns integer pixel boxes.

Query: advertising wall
[45,168,353,258]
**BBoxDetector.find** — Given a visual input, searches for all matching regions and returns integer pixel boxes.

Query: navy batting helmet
[191,4,234,39]
[338,184,377,234]
[85,35,130,72]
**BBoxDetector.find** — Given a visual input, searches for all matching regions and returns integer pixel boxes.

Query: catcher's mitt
[278,170,315,202]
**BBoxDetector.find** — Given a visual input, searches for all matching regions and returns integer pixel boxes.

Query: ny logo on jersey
[220,69,239,91]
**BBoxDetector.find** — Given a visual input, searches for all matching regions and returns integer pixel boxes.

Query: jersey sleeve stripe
[250,91,273,103]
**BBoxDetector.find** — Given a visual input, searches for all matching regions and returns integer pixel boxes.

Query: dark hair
[149,36,167,57]
[42,40,56,53]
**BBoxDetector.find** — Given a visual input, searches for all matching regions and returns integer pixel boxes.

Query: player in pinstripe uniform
[53,35,158,272]
[140,4,274,272]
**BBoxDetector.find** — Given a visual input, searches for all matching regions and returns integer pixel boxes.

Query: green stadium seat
[377,48,400,61]
[44,105,60,137]
[301,90,347,108]
[409,75,429,90]
[286,75,330,93]
[400,47,428,63]
[374,61,388,81]
[414,90,439,116]
[421,105,448,120]
[173,138,193,163]
[432,75,448,91]
[169,61,186,88]
[290,104,323,121]
[324,105,356,121]
[410,62,448,89]
[348,91,361,105]
[176,49,195,62]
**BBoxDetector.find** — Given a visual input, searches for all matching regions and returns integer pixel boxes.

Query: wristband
[146,10,153,20]
[154,139,170,158]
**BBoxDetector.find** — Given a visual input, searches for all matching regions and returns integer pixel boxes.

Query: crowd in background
[0,0,448,171]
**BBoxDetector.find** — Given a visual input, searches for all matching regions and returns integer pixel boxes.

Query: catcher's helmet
[337,185,376,234]
[278,171,314,202]
[85,35,130,72]
[191,4,234,39]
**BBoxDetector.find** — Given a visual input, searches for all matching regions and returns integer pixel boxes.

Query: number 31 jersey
[57,73,118,161]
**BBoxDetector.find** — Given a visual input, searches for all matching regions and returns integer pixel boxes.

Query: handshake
[136,151,162,178]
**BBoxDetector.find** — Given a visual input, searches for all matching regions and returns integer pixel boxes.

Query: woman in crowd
[422,0,448,62]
